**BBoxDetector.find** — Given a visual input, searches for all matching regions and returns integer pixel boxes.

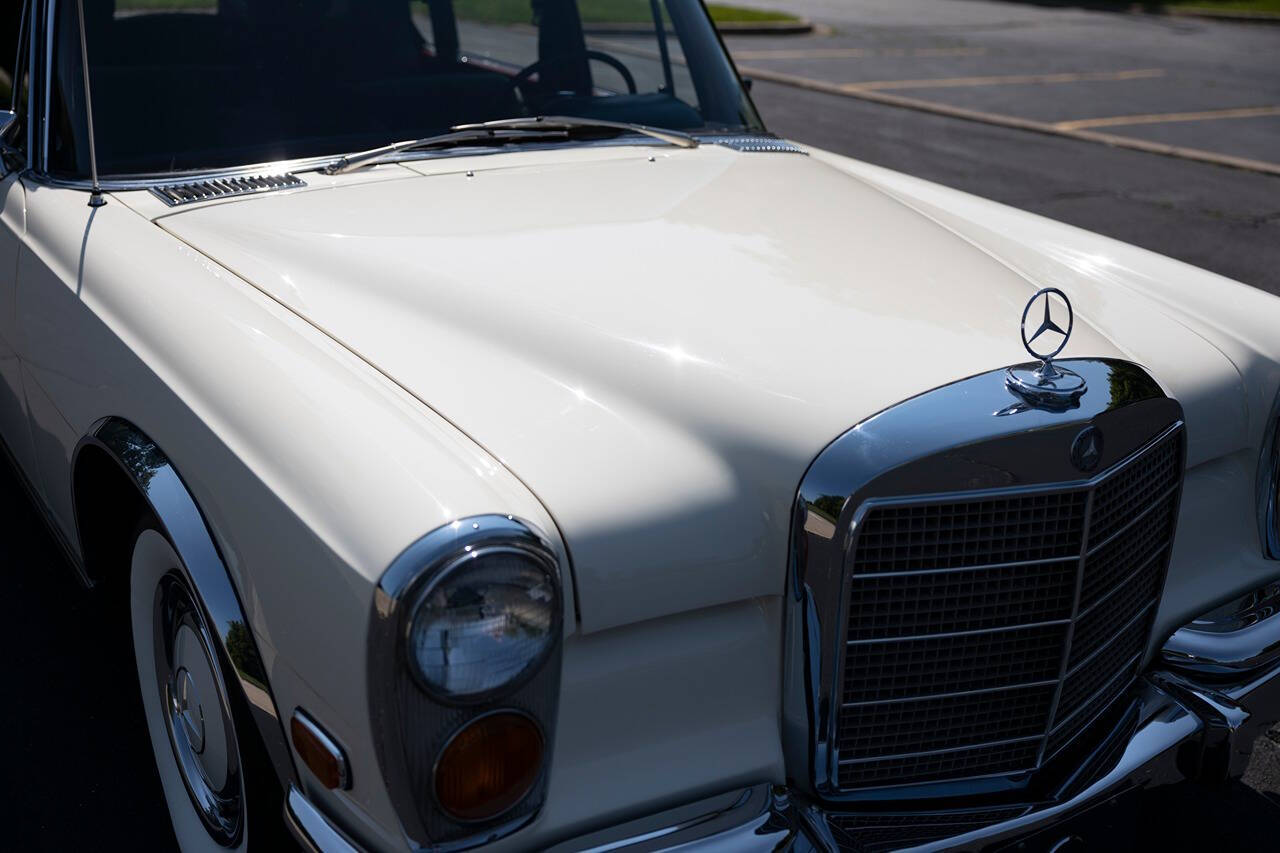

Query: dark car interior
[43,0,747,177]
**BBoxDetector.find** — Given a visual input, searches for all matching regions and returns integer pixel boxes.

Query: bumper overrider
[287,585,1280,852]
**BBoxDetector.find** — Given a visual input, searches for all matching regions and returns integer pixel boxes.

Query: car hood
[157,145,1241,632]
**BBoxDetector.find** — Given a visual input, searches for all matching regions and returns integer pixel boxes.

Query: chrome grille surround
[784,359,1185,801]
[836,425,1182,789]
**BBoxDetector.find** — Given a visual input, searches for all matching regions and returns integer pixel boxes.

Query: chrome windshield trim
[41,0,53,172]
[25,131,726,195]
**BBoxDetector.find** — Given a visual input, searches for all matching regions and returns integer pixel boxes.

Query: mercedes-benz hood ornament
[1006,287,1088,407]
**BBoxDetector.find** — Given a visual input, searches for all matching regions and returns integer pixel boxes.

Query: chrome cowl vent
[785,359,1185,798]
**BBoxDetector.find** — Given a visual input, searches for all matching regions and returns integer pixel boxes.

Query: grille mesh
[845,560,1077,641]
[838,739,1041,789]
[852,492,1087,574]
[843,625,1065,705]
[827,807,1032,853]
[835,426,1182,790]
[838,685,1054,758]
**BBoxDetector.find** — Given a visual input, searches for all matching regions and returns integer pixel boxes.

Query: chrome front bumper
[288,585,1280,853]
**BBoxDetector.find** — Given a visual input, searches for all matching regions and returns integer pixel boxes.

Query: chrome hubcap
[154,572,244,846]
[173,667,206,754]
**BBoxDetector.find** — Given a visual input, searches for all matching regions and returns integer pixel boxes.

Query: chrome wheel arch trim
[785,357,1182,800]
[71,416,299,794]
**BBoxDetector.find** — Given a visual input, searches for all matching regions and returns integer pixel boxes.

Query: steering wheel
[511,50,639,96]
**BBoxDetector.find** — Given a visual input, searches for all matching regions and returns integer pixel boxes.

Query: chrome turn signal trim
[291,710,351,791]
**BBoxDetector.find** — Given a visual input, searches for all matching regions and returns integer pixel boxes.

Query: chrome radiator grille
[836,426,1183,790]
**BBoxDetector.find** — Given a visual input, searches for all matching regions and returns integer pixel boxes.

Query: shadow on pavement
[0,459,176,850]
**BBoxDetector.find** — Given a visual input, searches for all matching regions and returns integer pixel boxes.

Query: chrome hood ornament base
[1007,287,1087,408]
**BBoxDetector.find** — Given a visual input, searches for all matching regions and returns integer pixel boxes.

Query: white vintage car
[3,0,1280,851]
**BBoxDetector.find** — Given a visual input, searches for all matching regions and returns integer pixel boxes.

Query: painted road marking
[845,69,1165,92]
[730,47,989,60]
[587,37,1280,176]
[1055,105,1280,131]
[733,64,1280,177]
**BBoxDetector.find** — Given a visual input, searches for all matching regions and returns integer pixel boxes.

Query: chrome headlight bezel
[368,515,565,847]
[1259,390,1280,560]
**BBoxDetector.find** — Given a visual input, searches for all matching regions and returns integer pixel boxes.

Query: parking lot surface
[719,2,1280,300]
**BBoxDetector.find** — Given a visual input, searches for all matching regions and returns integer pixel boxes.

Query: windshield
[47,0,762,178]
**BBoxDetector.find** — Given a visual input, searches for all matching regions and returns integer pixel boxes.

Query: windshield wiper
[322,127,570,175]
[453,116,699,149]
[323,115,698,175]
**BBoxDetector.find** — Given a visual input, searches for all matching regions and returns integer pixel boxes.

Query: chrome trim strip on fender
[71,417,298,794]
[285,786,360,853]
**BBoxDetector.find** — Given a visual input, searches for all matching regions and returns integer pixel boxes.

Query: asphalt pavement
[723,0,1280,294]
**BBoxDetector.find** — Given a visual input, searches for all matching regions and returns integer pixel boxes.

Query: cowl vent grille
[710,135,807,154]
[151,173,306,207]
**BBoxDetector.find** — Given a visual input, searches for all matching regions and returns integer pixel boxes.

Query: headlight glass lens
[407,550,557,699]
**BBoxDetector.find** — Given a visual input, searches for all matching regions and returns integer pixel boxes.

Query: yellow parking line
[844,69,1165,92]
[730,47,988,60]
[1055,105,1280,131]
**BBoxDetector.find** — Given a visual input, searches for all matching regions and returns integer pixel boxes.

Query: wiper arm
[453,116,699,149]
[323,127,569,175]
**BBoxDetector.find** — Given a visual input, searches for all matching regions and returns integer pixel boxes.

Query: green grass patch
[438,0,796,25]
[705,3,799,22]
[117,0,799,23]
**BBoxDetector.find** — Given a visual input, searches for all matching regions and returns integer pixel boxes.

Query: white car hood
[157,145,1239,632]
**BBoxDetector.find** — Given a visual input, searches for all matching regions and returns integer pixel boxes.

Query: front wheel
[130,526,249,851]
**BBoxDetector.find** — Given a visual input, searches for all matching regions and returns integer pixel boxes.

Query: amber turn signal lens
[291,710,350,790]
[434,712,543,822]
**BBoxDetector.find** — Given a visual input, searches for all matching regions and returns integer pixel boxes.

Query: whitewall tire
[130,526,249,852]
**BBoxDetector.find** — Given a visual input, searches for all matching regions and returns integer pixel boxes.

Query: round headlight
[406,548,559,700]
